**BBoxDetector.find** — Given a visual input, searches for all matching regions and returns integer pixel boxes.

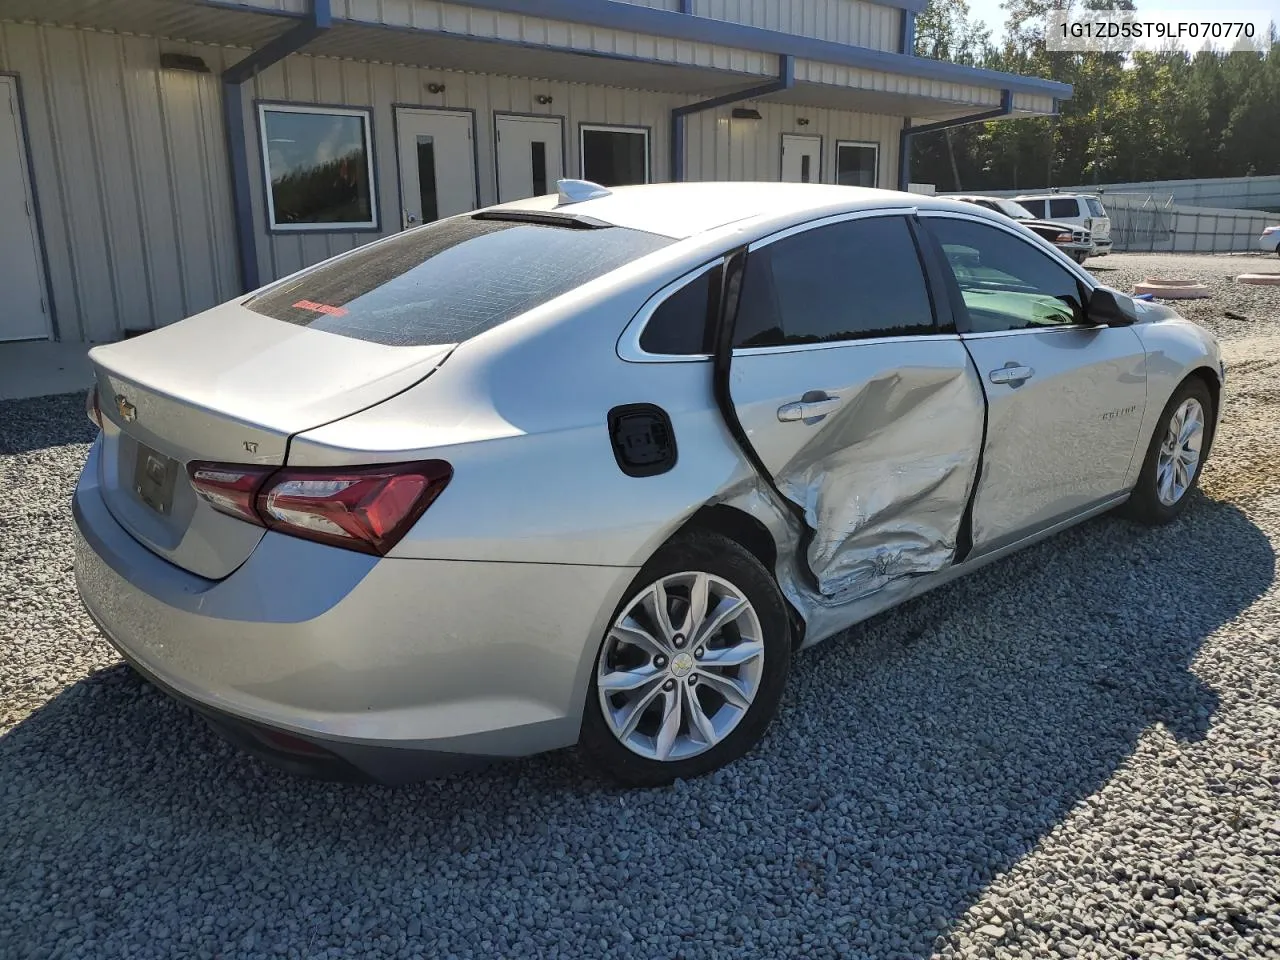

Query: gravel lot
[3,252,1279,959]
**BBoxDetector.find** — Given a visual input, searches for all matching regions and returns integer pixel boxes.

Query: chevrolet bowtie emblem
[115,395,137,423]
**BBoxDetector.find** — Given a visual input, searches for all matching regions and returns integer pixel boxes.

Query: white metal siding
[796,58,1002,110]
[685,101,899,185]
[1011,92,1055,116]
[325,0,774,77]
[693,0,902,52]
[0,22,238,341]
[237,53,699,283]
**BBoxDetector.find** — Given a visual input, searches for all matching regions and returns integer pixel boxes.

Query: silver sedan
[73,181,1225,786]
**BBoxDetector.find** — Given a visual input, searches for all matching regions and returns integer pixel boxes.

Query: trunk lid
[90,301,452,579]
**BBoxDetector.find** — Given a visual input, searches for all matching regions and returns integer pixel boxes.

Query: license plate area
[133,443,179,516]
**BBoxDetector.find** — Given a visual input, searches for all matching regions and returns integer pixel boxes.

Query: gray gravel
[3,253,1280,959]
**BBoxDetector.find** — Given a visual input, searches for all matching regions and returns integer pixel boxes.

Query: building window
[835,141,879,188]
[580,125,649,187]
[258,104,378,231]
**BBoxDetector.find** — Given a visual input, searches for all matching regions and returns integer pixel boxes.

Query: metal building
[0,0,1070,348]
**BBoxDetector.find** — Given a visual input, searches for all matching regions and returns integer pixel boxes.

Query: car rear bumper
[72,441,637,783]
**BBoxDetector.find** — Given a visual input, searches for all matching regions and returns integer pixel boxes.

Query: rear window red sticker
[292,300,348,317]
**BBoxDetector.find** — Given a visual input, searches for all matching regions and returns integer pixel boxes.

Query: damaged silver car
[74,181,1224,786]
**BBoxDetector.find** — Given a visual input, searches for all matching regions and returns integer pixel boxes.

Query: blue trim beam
[399,0,1069,98]
[204,0,1071,100]
[221,0,332,292]
[670,55,794,182]
[897,90,1013,191]
[899,11,916,55]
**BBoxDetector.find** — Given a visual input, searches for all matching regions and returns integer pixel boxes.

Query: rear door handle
[777,394,843,423]
[988,364,1035,386]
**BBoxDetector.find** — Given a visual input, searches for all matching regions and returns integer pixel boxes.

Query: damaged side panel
[721,340,986,643]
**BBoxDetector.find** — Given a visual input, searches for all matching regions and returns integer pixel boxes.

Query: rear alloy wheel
[580,531,790,786]
[1123,378,1214,525]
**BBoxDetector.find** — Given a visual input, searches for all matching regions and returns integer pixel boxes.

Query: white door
[780,134,821,184]
[395,108,477,229]
[495,115,563,202]
[0,77,50,341]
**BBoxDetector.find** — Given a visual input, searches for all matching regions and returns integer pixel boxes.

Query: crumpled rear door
[718,212,986,605]
[728,342,985,600]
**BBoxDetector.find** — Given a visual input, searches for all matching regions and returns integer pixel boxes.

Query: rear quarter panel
[288,244,752,568]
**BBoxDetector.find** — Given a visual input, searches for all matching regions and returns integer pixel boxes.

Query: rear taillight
[189,463,274,525]
[86,385,101,428]
[187,460,452,556]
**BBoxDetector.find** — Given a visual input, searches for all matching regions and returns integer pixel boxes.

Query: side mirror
[1087,285,1137,327]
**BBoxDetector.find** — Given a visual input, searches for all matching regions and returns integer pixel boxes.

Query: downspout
[221,0,332,293]
[898,89,1011,191]
[670,54,794,182]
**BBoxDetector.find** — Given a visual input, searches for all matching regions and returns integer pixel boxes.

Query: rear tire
[1123,377,1214,526]
[579,530,791,787]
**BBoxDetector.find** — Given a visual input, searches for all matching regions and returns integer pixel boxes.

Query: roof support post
[897,89,1012,191]
[221,0,332,293]
[670,54,794,182]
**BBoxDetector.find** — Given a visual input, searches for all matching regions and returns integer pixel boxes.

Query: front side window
[1049,197,1080,220]
[246,216,672,346]
[733,216,935,348]
[835,142,879,187]
[926,217,1086,334]
[581,125,650,187]
[258,104,377,231]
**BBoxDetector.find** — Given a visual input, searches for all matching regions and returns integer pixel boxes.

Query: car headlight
[1055,233,1072,243]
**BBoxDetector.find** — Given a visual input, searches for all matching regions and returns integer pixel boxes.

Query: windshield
[245,216,673,346]
[1085,197,1106,217]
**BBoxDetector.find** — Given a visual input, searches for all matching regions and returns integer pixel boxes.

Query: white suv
[1016,193,1112,256]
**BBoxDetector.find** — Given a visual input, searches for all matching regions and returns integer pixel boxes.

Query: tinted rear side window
[733,216,935,348]
[1049,198,1079,219]
[1019,199,1047,218]
[639,265,721,355]
[246,216,672,346]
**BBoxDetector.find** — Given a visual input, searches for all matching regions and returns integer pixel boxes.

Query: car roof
[487,182,986,240]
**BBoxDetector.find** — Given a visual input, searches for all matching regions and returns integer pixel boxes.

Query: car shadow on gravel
[0,494,1273,958]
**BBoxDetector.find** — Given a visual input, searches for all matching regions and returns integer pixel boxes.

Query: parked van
[1015,193,1112,256]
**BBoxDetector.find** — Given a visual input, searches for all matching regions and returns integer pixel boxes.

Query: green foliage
[912,0,1280,190]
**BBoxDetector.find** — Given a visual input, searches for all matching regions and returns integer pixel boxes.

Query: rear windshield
[245,216,673,346]
[1085,197,1106,216]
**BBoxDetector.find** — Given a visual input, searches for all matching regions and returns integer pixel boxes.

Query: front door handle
[988,364,1035,386]
[777,393,843,423]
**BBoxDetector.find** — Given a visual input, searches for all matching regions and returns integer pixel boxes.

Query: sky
[964,0,1280,41]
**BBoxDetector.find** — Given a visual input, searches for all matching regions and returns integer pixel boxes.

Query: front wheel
[579,530,791,787]
[1123,378,1214,525]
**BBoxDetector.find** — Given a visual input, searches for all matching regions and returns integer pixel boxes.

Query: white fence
[1105,198,1274,254]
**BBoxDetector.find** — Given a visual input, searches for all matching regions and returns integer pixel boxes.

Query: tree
[908,0,1280,190]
